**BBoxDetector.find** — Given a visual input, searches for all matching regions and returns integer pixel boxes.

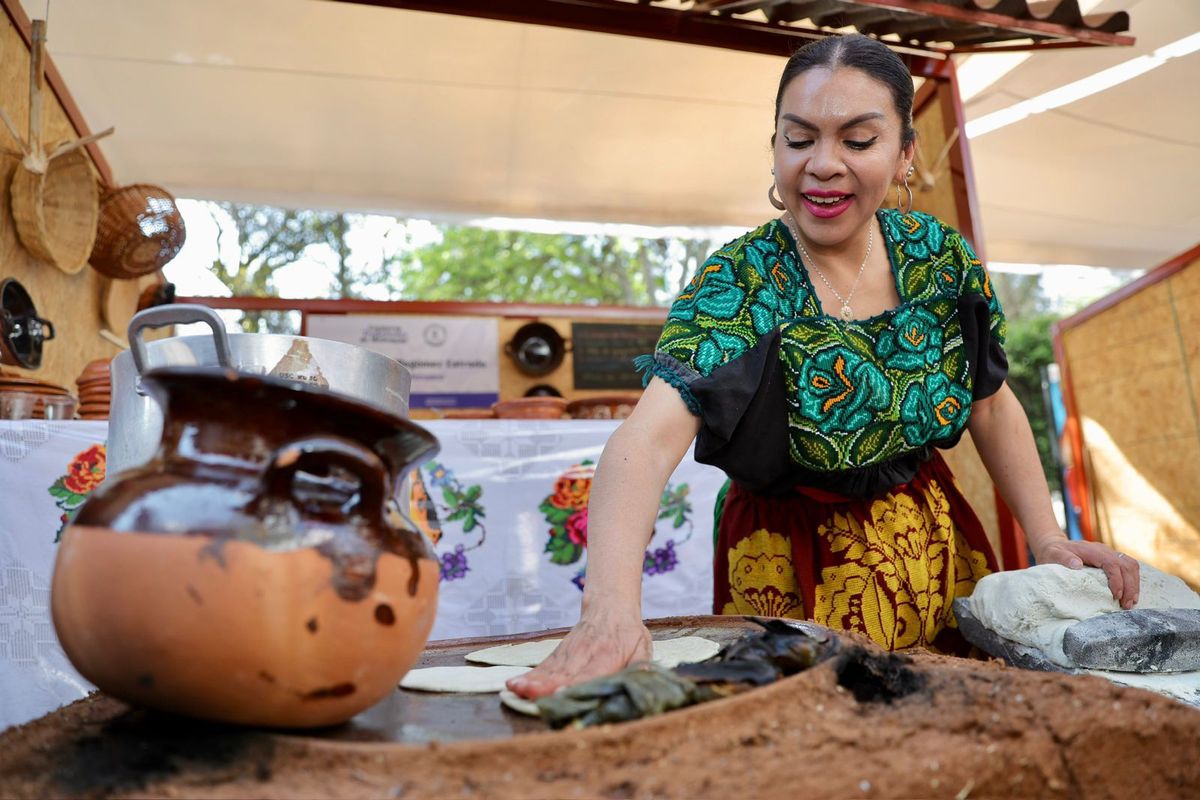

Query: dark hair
[773,34,916,149]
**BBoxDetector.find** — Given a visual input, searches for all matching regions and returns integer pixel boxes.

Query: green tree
[378,226,704,306]
[202,205,713,322]
[205,202,362,332]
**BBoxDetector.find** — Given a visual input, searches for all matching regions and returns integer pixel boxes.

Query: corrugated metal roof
[348,1,1134,56]
[700,0,1133,51]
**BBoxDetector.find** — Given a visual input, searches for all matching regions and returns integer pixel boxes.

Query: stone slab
[1063,609,1200,673]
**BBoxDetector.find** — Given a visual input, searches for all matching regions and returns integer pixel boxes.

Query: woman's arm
[967,382,1139,607]
[508,377,702,698]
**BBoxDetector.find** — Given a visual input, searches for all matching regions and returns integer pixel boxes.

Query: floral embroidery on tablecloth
[49,444,106,542]
[539,460,694,591]
[414,460,487,582]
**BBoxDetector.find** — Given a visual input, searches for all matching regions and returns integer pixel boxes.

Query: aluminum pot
[108,304,412,477]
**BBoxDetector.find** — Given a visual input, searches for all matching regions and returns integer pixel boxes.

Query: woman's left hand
[1034,538,1140,609]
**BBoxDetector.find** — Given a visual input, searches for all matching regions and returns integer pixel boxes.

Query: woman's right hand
[505,608,651,699]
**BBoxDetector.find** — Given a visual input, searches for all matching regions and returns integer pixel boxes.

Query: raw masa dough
[400,665,530,693]
[968,563,1200,667]
[465,635,721,668]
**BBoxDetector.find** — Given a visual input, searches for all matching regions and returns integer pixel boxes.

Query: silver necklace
[785,213,874,322]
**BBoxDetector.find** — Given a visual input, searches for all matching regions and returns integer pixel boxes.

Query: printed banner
[307,314,500,408]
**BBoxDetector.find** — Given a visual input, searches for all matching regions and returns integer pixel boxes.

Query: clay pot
[51,367,441,728]
[441,408,496,420]
[492,396,567,420]
[504,321,566,376]
[0,278,55,369]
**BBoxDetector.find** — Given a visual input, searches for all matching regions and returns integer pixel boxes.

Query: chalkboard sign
[571,322,662,390]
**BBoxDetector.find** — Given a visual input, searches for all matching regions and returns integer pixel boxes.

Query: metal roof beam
[325,0,1132,53]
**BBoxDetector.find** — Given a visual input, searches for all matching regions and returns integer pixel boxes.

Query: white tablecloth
[0,419,723,730]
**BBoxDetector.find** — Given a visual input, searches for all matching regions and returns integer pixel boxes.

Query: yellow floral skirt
[713,451,996,654]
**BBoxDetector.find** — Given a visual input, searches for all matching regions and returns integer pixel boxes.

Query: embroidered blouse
[636,209,1007,499]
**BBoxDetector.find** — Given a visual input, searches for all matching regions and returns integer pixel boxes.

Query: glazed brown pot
[51,367,440,728]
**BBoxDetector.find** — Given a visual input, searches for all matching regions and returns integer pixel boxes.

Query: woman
[509,34,1138,699]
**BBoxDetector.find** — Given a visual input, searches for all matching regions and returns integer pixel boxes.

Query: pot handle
[33,316,54,341]
[254,435,388,527]
[128,304,233,376]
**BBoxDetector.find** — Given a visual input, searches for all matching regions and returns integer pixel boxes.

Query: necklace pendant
[840,304,854,321]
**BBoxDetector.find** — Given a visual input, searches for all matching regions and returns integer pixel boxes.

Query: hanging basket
[1,17,113,275]
[10,145,99,275]
[89,184,187,279]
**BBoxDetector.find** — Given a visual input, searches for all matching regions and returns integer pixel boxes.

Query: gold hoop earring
[896,179,913,215]
[768,183,786,211]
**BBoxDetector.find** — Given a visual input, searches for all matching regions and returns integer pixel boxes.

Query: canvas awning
[18,0,1196,269]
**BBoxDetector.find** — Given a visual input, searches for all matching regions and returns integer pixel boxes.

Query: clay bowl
[78,357,112,379]
[492,397,567,420]
[442,408,495,420]
[565,394,641,420]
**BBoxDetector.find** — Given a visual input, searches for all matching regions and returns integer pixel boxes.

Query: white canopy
[34,0,1199,270]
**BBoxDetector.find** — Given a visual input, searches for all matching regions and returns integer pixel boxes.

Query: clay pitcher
[51,366,440,728]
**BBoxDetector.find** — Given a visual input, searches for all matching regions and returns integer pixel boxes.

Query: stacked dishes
[0,369,77,419]
[492,397,567,419]
[565,394,641,420]
[75,359,112,420]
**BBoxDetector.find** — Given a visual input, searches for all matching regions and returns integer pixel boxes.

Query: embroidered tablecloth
[0,419,722,730]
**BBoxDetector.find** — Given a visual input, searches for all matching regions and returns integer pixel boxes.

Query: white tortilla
[498,688,541,717]
[465,635,721,668]
[467,639,560,667]
[399,665,530,693]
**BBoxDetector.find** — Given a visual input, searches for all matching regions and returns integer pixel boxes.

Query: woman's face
[773,66,914,249]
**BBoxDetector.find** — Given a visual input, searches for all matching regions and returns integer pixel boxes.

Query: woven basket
[89,184,186,279]
[10,145,99,274]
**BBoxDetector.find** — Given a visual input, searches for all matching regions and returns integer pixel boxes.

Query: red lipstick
[801,189,854,219]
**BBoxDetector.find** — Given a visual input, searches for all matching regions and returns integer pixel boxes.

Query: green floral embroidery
[749,284,790,336]
[927,373,972,433]
[644,210,1005,473]
[901,374,973,445]
[796,346,891,433]
[900,380,935,446]
[695,328,751,373]
[673,256,745,323]
[655,223,807,377]
[964,254,1007,344]
[930,255,960,298]
[884,211,945,261]
[876,306,943,372]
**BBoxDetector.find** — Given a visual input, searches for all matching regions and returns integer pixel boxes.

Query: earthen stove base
[3,616,1199,799]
